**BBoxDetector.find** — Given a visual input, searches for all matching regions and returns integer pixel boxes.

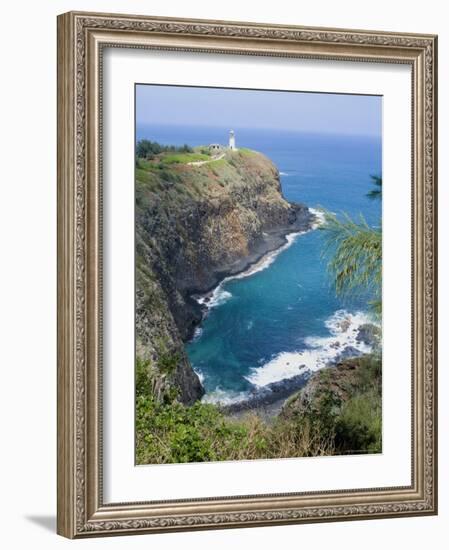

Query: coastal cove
[135,122,382,462]
[151,126,382,407]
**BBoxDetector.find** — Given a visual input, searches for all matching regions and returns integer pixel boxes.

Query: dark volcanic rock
[356,323,382,348]
[223,370,312,414]
[334,345,364,362]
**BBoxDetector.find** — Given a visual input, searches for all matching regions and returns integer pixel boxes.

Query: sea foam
[194,369,205,384]
[196,288,232,309]
[309,207,327,229]
[245,310,376,387]
[202,387,251,405]
[192,326,204,341]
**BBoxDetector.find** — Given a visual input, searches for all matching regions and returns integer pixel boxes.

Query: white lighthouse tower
[229,129,237,151]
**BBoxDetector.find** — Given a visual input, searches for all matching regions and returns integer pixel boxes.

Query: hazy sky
[136,84,382,137]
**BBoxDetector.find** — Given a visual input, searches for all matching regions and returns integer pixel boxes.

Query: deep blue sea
[137,124,382,403]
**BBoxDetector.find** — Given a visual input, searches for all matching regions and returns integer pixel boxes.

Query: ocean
[136,124,382,404]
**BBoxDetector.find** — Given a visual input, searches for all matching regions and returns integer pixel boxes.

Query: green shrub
[278,354,382,455]
[136,397,248,464]
[136,393,336,464]
[158,351,180,375]
[136,357,152,396]
[335,390,382,453]
[135,354,382,464]
[136,140,193,158]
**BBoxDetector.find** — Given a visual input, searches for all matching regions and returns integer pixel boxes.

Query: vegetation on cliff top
[135,143,262,204]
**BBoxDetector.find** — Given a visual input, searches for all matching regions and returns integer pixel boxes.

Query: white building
[229,129,237,151]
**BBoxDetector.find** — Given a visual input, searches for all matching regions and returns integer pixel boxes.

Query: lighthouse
[229,129,237,151]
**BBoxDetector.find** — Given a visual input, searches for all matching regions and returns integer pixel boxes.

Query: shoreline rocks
[218,322,381,418]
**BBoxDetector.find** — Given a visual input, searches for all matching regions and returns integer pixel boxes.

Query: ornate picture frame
[57,11,438,538]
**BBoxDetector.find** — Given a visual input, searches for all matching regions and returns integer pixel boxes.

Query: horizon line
[135,122,382,140]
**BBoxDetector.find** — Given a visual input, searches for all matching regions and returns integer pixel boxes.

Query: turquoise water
[137,124,382,402]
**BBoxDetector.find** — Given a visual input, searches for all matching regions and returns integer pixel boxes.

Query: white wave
[197,288,232,309]
[202,388,250,405]
[279,171,290,176]
[194,369,205,384]
[192,327,203,340]
[309,207,327,229]
[245,310,378,387]
[327,309,373,336]
[195,232,304,311]
[234,232,302,280]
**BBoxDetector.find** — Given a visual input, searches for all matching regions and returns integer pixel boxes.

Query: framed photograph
[57,11,438,538]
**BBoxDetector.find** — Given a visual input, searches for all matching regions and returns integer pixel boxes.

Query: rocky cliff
[280,355,382,423]
[135,148,315,404]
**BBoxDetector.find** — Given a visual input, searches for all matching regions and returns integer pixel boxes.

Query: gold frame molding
[57,11,438,538]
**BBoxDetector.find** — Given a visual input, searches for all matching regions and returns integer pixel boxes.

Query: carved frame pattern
[57,11,437,538]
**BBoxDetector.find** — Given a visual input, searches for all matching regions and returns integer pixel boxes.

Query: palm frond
[366,175,382,200]
[319,210,382,311]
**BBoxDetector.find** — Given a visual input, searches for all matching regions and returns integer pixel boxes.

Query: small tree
[136,139,162,158]
[136,139,193,158]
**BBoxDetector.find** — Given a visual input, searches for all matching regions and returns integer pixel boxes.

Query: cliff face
[280,355,382,421]
[136,148,315,404]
